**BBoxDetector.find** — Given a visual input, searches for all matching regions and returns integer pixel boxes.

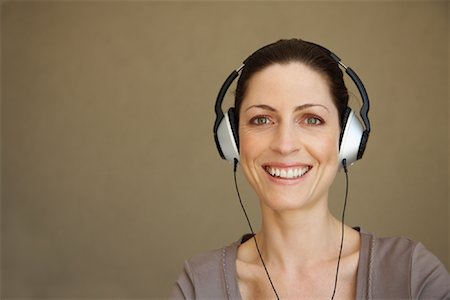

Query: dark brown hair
[235,38,348,127]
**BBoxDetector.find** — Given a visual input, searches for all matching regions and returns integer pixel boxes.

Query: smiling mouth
[263,165,312,179]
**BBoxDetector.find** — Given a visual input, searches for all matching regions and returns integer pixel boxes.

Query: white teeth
[264,166,311,179]
[287,169,293,178]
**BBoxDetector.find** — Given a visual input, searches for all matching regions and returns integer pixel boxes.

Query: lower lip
[264,169,310,185]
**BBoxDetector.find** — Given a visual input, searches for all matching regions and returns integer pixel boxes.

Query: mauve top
[170,230,450,299]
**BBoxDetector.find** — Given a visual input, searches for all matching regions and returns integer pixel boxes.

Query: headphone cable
[233,158,349,300]
[331,158,349,299]
[233,159,280,300]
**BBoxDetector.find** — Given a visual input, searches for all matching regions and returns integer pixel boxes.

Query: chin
[258,190,323,213]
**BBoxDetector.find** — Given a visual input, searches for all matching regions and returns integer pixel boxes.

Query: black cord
[232,158,349,300]
[233,159,280,300]
[331,158,349,300]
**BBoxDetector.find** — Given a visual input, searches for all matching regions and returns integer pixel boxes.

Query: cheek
[308,131,340,164]
[239,129,266,163]
[238,132,262,191]
[238,128,275,189]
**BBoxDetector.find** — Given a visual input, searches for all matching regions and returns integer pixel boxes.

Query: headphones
[213,41,371,167]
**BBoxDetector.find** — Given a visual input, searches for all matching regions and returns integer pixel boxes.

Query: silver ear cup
[216,112,240,161]
[339,110,364,166]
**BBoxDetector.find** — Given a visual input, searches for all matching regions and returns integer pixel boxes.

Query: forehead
[242,62,334,110]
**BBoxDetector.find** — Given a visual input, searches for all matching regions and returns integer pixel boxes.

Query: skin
[236,62,361,299]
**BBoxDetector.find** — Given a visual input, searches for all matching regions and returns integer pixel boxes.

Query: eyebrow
[245,103,329,112]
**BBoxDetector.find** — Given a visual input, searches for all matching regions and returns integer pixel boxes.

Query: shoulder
[372,233,418,261]
[409,242,450,298]
[360,230,419,274]
[359,231,450,298]
[187,246,225,271]
[169,237,242,299]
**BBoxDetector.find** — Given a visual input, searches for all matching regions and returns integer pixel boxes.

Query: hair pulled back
[235,38,349,127]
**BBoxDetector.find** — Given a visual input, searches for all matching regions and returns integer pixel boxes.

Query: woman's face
[238,62,341,212]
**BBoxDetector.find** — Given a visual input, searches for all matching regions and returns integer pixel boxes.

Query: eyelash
[248,115,325,126]
[249,115,273,126]
[304,115,324,126]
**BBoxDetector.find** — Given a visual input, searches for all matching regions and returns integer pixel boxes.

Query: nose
[269,122,300,155]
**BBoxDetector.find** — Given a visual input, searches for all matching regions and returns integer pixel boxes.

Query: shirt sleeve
[169,261,195,300]
[410,243,450,299]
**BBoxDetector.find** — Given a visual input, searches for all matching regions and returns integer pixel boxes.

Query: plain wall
[1,1,449,298]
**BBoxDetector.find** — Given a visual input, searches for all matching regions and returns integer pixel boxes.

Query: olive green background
[1,1,449,298]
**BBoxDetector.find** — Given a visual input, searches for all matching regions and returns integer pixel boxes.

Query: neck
[256,202,342,270]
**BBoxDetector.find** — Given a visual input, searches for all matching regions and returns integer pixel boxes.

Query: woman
[171,39,450,299]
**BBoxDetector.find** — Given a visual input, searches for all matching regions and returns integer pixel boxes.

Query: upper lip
[262,163,313,179]
[262,162,313,168]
